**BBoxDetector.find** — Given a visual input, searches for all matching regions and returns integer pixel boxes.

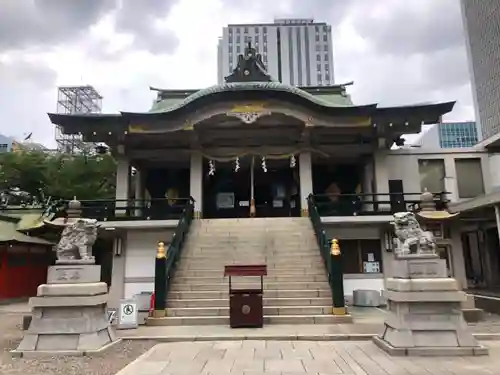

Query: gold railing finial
[330,239,340,256]
[157,241,166,259]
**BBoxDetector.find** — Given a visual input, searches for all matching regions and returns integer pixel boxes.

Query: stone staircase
[150,217,351,326]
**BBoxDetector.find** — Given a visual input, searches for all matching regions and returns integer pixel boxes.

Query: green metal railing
[307,194,346,315]
[152,197,195,318]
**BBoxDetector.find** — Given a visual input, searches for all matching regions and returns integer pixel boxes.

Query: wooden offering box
[224,264,267,328]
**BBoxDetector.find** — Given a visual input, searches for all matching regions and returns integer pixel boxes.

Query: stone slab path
[116,340,500,375]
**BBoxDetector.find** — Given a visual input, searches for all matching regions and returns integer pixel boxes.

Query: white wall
[488,154,500,190]
[123,229,175,299]
[384,148,491,202]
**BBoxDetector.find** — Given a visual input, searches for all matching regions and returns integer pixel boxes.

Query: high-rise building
[414,121,478,149]
[217,19,334,86]
[461,0,500,143]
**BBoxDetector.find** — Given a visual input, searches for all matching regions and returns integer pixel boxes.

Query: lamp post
[330,239,346,315]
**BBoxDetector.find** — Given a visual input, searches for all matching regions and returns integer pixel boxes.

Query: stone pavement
[116,339,500,375]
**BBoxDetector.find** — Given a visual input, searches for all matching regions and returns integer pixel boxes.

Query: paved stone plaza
[116,339,500,375]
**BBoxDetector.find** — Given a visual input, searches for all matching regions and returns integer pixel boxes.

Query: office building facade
[461,0,500,142]
[217,19,334,86]
[416,121,478,149]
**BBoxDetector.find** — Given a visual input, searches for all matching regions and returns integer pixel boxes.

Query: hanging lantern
[234,157,240,172]
[208,160,216,176]
[261,156,267,172]
[290,155,296,168]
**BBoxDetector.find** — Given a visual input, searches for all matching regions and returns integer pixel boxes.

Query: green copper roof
[149,82,354,113]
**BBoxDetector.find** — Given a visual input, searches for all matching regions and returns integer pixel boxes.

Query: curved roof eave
[123,82,367,118]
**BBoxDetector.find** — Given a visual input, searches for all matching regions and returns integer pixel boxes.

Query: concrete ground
[3,302,500,374]
[116,339,500,375]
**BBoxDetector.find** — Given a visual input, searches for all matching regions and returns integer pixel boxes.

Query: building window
[325,74,330,81]
[325,64,329,71]
[229,28,233,35]
[0,144,8,152]
[315,34,319,41]
[316,45,320,51]
[236,35,240,43]
[324,54,328,61]
[236,28,240,34]
[263,35,267,43]
[255,35,259,44]
[316,54,321,61]
[317,63,321,71]
[315,26,319,32]
[236,45,240,53]
[244,27,248,33]
[263,44,267,52]
[418,159,445,193]
[324,45,328,51]
[323,34,327,42]
[255,27,259,34]
[455,158,485,198]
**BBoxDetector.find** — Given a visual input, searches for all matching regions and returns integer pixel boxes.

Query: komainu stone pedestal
[373,254,488,356]
[13,264,117,357]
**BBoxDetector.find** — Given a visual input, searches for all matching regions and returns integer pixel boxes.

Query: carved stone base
[14,265,117,356]
[375,257,488,356]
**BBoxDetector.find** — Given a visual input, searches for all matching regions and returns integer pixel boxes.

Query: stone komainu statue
[55,218,100,261]
[391,212,436,255]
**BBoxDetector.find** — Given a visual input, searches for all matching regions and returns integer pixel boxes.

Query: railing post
[330,239,346,315]
[153,241,167,318]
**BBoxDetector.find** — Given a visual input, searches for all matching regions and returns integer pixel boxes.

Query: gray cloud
[114,0,180,54]
[350,0,464,56]
[0,0,180,55]
[0,60,57,145]
[0,0,115,51]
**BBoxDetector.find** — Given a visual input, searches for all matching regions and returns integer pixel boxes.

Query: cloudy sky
[0,0,473,147]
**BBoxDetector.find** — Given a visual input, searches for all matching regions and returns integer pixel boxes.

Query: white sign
[363,261,380,274]
[367,253,375,262]
[118,299,138,329]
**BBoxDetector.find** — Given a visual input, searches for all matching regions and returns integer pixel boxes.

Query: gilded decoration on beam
[182,120,193,131]
[305,116,314,127]
[227,103,271,124]
[351,116,371,127]
[229,103,267,113]
[227,111,268,124]
[128,124,147,133]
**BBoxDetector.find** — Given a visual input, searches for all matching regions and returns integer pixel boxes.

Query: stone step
[174,269,327,277]
[175,265,325,272]
[167,297,333,308]
[147,314,352,326]
[180,254,321,260]
[182,244,318,250]
[169,281,329,292]
[182,250,320,256]
[171,274,328,284]
[175,261,324,269]
[167,289,332,299]
[180,253,323,264]
[166,305,333,317]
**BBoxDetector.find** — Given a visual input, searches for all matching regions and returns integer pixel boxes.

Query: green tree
[0,150,116,202]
